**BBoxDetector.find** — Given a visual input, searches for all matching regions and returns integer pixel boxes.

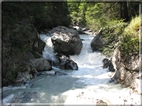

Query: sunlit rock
[49,26,82,55]
[111,48,140,90]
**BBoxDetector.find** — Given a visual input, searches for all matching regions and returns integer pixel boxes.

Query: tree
[119,2,129,22]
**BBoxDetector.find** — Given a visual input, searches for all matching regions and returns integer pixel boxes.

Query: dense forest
[2,1,140,33]
[2,1,141,86]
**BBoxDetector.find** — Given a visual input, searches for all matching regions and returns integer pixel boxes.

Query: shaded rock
[15,70,33,84]
[55,54,78,70]
[49,26,82,55]
[72,26,86,34]
[102,58,115,72]
[102,58,110,68]
[91,28,105,51]
[30,58,52,71]
[108,61,115,72]
[2,19,45,86]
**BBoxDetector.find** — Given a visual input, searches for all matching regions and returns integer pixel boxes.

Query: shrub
[100,22,127,57]
[119,15,141,56]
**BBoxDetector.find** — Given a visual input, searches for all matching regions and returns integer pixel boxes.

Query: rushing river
[2,34,141,105]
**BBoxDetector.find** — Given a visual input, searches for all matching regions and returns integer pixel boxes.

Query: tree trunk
[120,2,129,22]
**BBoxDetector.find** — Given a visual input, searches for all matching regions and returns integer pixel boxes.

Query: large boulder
[49,26,82,55]
[91,28,105,51]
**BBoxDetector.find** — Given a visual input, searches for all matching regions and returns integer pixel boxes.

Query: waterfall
[2,34,141,105]
[40,34,57,62]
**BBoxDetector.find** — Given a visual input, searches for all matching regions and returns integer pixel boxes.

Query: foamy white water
[40,34,56,61]
[2,34,141,105]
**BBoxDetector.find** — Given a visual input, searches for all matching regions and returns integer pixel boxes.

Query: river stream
[2,34,141,105]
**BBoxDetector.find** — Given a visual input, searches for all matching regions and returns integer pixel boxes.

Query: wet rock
[91,28,103,51]
[49,26,82,55]
[102,58,115,72]
[55,54,78,70]
[102,58,110,68]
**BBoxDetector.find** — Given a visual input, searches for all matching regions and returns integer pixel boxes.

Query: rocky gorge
[3,26,83,86]
[2,25,141,105]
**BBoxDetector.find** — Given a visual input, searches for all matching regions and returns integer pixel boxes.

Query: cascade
[2,34,141,105]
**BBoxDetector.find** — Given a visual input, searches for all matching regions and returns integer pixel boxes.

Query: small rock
[45,70,56,75]
[96,99,107,106]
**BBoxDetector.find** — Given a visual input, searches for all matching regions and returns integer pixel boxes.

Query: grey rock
[102,58,115,72]
[55,54,78,70]
[91,28,105,51]
[30,58,52,71]
[49,26,82,55]
[111,48,140,90]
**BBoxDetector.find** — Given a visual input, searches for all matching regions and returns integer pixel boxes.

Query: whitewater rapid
[2,34,141,105]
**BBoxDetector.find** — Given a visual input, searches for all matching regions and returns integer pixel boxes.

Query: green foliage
[4,63,27,85]
[119,15,140,56]
[101,15,140,57]
[10,19,37,53]
[67,2,139,31]
[101,22,127,57]
[120,35,139,55]
[2,2,71,86]
[67,1,87,26]
[2,2,71,32]
[85,3,122,31]
[3,64,20,85]
[124,15,141,37]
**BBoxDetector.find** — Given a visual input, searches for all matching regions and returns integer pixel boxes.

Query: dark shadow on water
[2,69,112,103]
